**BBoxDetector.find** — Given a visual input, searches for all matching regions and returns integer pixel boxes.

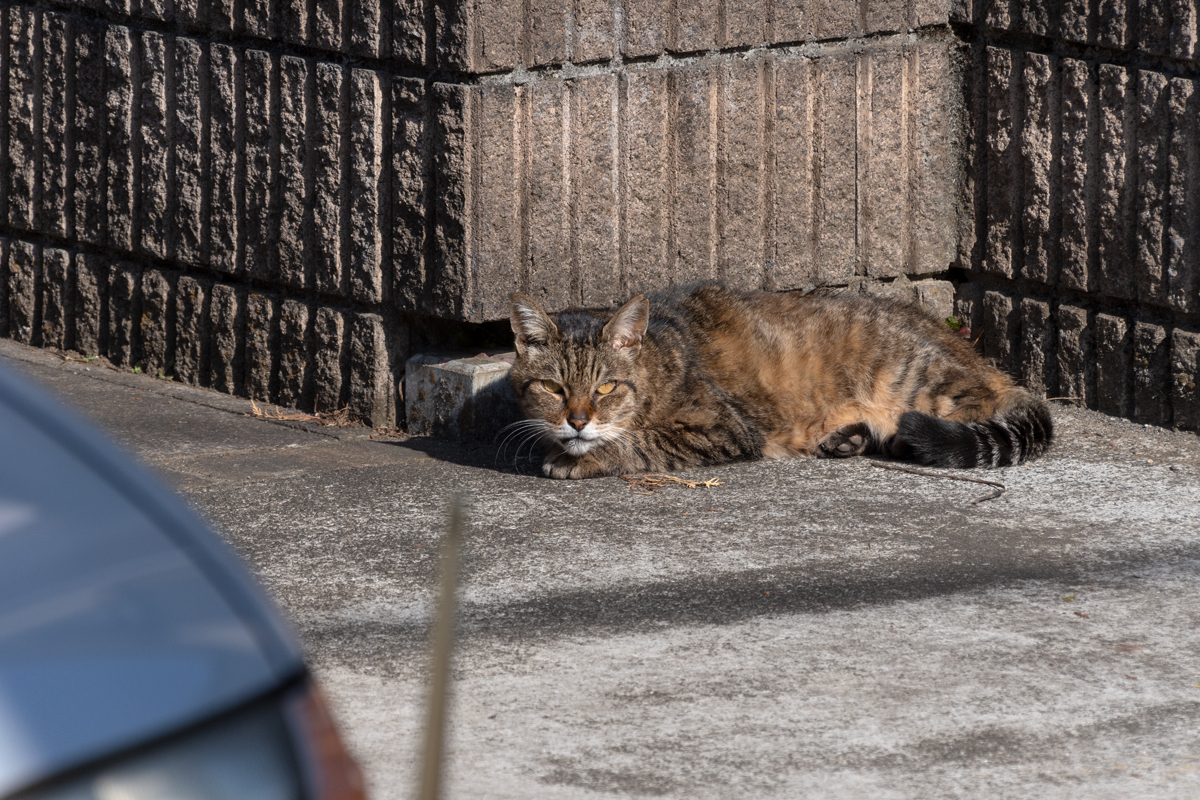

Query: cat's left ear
[602,295,650,354]
[510,294,559,356]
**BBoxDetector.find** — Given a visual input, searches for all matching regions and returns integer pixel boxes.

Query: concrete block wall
[953,0,1200,428]
[0,0,1197,431]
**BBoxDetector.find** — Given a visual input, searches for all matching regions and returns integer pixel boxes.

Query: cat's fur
[507,283,1053,479]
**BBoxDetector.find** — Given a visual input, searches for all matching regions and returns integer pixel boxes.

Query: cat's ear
[510,294,559,356]
[602,295,650,354]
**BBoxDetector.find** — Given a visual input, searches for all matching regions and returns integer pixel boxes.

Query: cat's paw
[542,453,612,479]
[817,423,874,458]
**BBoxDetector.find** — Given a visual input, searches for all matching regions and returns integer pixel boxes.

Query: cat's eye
[596,382,616,395]
[541,380,563,394]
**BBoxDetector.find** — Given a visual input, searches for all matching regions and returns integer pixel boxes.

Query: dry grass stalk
[619,473,725,494]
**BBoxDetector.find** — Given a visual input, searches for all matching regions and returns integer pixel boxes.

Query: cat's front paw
[542,453,613,479]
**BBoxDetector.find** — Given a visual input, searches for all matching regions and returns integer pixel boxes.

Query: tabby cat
[507,283,1053,480]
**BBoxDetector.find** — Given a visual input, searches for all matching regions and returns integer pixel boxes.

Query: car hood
[0,364,305,796]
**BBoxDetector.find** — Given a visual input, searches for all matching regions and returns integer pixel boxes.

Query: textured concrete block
[982,290,1016,376]
[984,47,1015,277]
[313,0,341,49]
[392,0,427,64]
[1170,329,1200,430]
[73,254,105,356]
[350,69,384,304]
[1095,313,1131,416]
[721,57,767,291]
[669,67,718,286]
[1059,58,1091,292]
[208,283,244,395]
[1058,0,1089,41]
[672,0,716,52]
[915,280,956,323]
[208,44,239,274]
[815,54,857,285]
[773,57,814,290]
[1056,305,1092,408]
[0,241,7,340]
[137,31,169,259]
[1019,298,1052,398]
[39,248,71,350]
[478,0,520,70]
[725,0,765,45]
[349,313,395,426]
[5,241,36,344]
[575,75,621,308]
[863,48,907,279]
[431,84,471,319]
[392,78,429,310]
[4,8,36,231]
[245,293,278,401]
[349,0,381,56]
[1166,77,1196,315]
[1133,322,1171,425]
[435,0,471,71]
[105,27,134,251]
[1135,70,1170,307]
[1170,0,1198,60]
[38,13,69,239]
[811,0,860,38]
[278,56,309,289]
[913,42,964,275]
[623,71,671,298]
[574,0,614,62]
[243,0,272,37]
[405,352,520,442]
[279,0,307,43]
[1140,0,1173,56]
[107,264,141,367]
[279,299,311,409]
[476,84,520,319]
[774,0,810,42]
[313,306,345,412]
[1021,52,1053,285]
[314,63,344,295]
[172,37,203,266]
[74,22,106,246]
[530,0,568,64]
[1097,65,1132,300]
[138,269,173,375]
[1098,0,1127,48]
[244,50,275,280]
[525,80,571,307]
[624,0,665,58]
[174,275,207,385]
[868,0,907,32]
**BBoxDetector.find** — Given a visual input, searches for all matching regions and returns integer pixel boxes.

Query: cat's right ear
[510,294,559,356]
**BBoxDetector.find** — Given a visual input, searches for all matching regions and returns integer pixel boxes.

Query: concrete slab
[3,339,1199,799]
[405,351,521,443]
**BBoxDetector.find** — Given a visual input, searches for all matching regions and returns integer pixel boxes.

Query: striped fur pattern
[508,284,1053,479]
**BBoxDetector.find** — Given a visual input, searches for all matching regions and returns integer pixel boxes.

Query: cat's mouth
[557,425,601,455]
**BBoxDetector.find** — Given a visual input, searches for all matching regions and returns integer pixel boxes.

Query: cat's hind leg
[816,422,879,459]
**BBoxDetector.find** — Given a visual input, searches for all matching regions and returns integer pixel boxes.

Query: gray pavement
[3,338,1200,800]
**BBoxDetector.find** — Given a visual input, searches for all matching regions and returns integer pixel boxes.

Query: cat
[506,283,1053,480]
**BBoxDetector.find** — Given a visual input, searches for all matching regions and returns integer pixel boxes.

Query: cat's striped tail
[888,392,1054,468]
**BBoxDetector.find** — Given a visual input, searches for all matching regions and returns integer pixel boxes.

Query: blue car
[0,363,363,800]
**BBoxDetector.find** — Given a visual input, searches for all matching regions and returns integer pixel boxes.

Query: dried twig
[870,461,1006,504]
[246,398,357,427]
[1044,396,1082,402]
[618,473,725,495]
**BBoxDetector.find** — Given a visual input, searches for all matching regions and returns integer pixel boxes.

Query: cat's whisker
[494,420,549,463]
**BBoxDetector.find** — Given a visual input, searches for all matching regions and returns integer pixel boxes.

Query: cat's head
[507,294,650,456]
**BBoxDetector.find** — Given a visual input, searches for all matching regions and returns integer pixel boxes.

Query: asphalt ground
[4,338,1200,800]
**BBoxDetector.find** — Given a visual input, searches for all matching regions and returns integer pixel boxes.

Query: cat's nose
[568,412,589,430]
